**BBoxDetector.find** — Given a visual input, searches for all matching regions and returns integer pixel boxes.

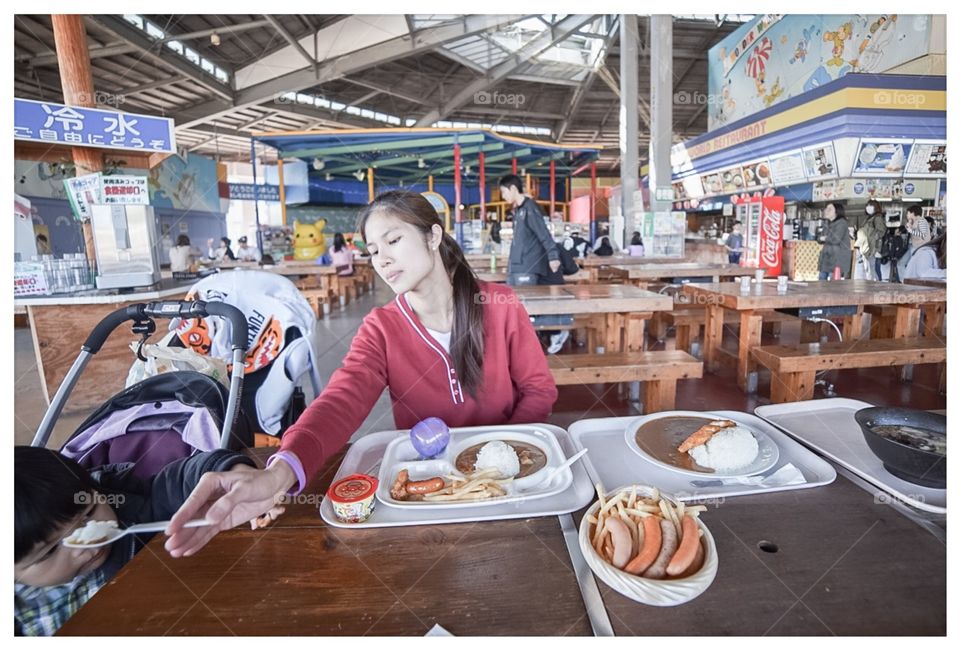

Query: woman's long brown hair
[357,190,485,398]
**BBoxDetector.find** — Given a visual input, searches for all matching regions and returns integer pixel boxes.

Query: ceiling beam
[19,42,137,67]
[87,15,234,102]
[557,15,619,141]
[324,142,507,174]
[173,14,525,130]
[415,14,596,126]
[343,78,426,106]
[122,74,188,95]
[157,19,272,44]
[263,15,315,66]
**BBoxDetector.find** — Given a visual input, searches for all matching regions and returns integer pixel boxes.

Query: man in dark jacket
[499,174,560,285]
[15,447,256,635]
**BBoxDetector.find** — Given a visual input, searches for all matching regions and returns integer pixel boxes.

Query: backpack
[555,242,580,275]
[879,228,908,264]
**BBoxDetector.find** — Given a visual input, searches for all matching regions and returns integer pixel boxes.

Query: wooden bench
[661,308,799,354]
[547,350,703,413]
[752,337,946,403]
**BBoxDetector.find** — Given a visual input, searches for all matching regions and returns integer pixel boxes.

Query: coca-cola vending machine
[736,195,785,275]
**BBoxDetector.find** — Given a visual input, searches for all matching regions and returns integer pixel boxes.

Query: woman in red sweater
[165,191,558,557]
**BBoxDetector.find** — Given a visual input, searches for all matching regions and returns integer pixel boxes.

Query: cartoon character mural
[707,14,929,130]
[293,219,327,260]
[823,22,853,67]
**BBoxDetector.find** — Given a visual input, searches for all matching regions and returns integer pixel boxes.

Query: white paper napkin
[692,462,806,487]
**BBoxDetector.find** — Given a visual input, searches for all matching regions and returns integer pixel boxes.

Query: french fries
[418,468,512,502]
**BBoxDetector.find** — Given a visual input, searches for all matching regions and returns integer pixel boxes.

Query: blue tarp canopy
[252,127,601,183]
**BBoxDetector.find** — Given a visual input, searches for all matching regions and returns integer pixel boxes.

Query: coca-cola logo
[760,207,783,267]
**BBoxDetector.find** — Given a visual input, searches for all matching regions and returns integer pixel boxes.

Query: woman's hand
[164,460,296,557]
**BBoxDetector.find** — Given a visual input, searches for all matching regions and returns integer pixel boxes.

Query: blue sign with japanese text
[14,98,176,153]
[227,183,281,202]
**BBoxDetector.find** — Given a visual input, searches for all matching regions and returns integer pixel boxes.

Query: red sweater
[279,281,558,482]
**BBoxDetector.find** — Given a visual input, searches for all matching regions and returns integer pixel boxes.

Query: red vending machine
[735,195,785,275]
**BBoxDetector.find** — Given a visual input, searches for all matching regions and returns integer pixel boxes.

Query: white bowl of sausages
[578,484,718,607]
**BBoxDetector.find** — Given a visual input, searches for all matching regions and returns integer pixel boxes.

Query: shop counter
[15,279,193,412]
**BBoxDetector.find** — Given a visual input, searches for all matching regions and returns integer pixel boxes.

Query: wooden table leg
[737,310,763,393]
[842,306,865,341]
[643,379,677,413]
[770,370,817,403]
[703,304,723,370]
[893,305,922,381]
[624,313,646,353]
[604,313,623,353]
[922,303,946,339]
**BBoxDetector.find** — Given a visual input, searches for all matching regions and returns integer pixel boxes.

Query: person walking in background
[725,222,744,264]
[168,234,202,272]
[498,174,560,285]
[857,199,887,280]
[818,202,852,280]
[330,232,354,276]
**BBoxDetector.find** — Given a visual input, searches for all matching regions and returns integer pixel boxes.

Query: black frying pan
[854,407,946,489]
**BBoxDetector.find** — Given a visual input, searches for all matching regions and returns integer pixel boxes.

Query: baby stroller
[161,270,322,438]
[31,301,252,478]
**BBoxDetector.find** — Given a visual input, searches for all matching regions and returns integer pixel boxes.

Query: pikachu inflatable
[293,219,327,260]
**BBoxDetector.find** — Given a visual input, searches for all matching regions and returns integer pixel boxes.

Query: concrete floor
[15,281,946,450]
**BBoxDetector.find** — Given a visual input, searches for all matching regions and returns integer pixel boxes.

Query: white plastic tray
[755,398,946,514]
[320,424,595,528]
[376,426,573,508]
[568,410,836,502]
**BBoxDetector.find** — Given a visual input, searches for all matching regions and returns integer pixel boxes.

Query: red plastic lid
[327,474,378,503]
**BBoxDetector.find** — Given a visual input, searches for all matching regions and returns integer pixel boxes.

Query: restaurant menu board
[767,151,807,185]
[904,141,946,177]
[852,139,912,176]
[719,166,746,194]
[801,143,839,181]
[681,174,704,199]
[701,171,723,196]
[741,159,772,189]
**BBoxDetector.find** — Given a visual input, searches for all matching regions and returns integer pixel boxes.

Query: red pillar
[590,162,597,223]
[512,157,518,174]
[549,160,556,216]
[479,151,486,219]
[454,142,462,226]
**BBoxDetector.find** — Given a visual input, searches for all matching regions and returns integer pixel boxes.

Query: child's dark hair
[333,232,346,253]
[15,447,97,563]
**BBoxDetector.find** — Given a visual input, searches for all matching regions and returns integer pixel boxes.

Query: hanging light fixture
[418,158,427,169]
[210,32,221,46]
[312,158,325,171]
[353,169,366,181]
[325,172,333,181]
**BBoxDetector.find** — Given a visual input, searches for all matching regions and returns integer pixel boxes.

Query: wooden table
[904,278,947,337]
[513,284,673,353]
[610,263,755,288]
[58,444,946,635]
[681,280,947,392]
[476,269,593,284]
[15,279,192,410]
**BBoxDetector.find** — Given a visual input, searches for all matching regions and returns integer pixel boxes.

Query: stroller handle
[82,301,249,354]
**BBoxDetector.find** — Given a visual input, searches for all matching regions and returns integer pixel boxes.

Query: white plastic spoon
[62,519,212,549]
[529,448,589,489]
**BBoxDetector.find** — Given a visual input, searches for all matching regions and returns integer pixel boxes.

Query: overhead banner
[227,183,281,201]
[14,98,176,153]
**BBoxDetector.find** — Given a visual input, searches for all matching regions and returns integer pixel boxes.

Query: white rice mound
[474,440,520,479]
[66,520,119,545]
[688,426,759,471]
